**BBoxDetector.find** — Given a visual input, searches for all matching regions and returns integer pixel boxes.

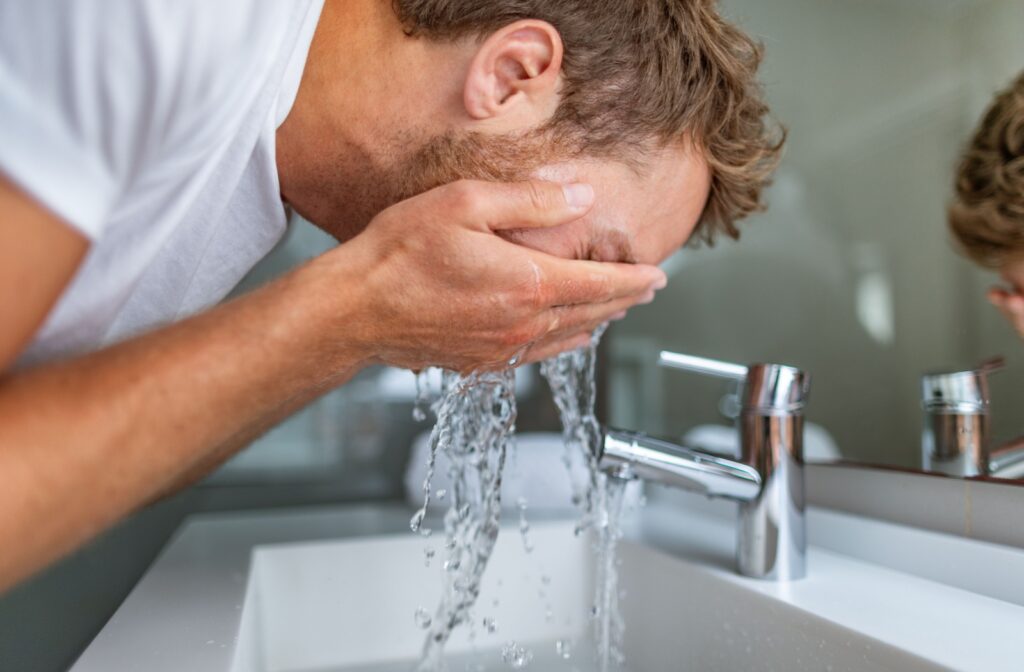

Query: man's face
[391,131,711,266]
[987,257,1024,340]
[506,145,710,265]
[1000,258,1024,296]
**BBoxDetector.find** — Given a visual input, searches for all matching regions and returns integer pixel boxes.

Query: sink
[232,524,940,672]
[69,503,1024,672]
[232,524,592,671]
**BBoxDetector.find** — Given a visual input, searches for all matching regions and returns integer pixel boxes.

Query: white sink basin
[232,524,592,671]
[232,524,940,672]
[69,503,1024,672]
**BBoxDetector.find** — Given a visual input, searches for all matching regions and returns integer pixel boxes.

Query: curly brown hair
[392,0,784,243]
[950,71,1024,268]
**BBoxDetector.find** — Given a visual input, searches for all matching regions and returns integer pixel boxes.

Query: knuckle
[525,180,555,214]
[445,180,482,214]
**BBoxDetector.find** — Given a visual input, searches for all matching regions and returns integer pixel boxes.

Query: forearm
[149,393,316,502]
[0,257,370,591]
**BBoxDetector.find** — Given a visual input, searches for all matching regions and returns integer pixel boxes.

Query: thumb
[443,179,595,232]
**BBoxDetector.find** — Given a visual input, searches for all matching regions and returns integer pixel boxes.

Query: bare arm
[0,177,665,592]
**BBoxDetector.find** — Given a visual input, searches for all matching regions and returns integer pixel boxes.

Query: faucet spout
[600,429,762,501]
[599,352,809,581]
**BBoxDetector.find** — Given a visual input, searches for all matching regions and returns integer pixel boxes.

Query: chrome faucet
[921,356,1024,478]
[599,351,809,581]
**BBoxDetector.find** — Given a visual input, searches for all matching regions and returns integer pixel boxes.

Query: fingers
[534,255,667,306]
[543,290,652,339]
[521,331,594,365]
[424,179,595,233]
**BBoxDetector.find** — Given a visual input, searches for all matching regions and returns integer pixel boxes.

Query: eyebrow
[584,227,638,264]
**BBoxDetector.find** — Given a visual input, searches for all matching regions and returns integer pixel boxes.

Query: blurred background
[3,0,1023,669]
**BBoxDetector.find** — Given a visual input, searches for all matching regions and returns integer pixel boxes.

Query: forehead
[513,144,711,264]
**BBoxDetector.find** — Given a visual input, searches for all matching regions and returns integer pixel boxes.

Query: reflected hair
[949,71,1024,268]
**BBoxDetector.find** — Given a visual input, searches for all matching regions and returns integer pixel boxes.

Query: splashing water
[540,325,628,671]
[413,324,627,670]
[501,641,534,669]
[413,369,432,422]
[414,370,518,671]
[592,476,628,671]
[539,325,608,536]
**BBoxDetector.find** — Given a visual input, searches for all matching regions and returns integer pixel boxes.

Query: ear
[463,20,563,123]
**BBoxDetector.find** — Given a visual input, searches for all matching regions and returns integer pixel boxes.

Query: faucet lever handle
[658,351,749,381]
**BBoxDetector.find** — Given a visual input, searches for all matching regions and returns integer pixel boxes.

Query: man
[950,71,1024,337]
[0,0,781,592]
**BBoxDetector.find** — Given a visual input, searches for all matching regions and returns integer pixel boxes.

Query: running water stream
[411,326,628,671]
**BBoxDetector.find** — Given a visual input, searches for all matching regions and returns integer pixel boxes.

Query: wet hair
[392,0,785,243]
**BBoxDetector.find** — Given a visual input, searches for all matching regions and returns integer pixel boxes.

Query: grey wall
[607,0,1024,468]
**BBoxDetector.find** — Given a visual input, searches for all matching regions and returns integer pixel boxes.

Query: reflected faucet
[599,351,809,581]
[921,357,1024,478]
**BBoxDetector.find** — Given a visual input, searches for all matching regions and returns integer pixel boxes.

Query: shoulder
[0,0,306,236]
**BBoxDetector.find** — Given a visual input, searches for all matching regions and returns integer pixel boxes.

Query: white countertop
[68,501,1024,671]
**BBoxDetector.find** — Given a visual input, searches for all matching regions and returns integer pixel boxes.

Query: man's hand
[988,286,1024,340]
[0,178,666,592]
[321,179,666,372]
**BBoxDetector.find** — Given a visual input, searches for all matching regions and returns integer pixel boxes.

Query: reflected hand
[987,286,1024,340]
[323,179,666,373]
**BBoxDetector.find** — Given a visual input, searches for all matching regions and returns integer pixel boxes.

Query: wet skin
[504,143,712,266]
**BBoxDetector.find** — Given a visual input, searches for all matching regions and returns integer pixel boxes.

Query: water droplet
[483,617,497,634]
[409,508,426,533]
[540,575,551,585]
[590,605,600,619]
[501,641,533,668]
[436,488,447,500]
[414,607,433,629]
[413,369,431,421]
[443,559,461,572]
[424,548,435,567]
[556,640,573,660]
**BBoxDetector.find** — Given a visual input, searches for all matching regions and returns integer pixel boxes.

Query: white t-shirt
[0,0,325,367]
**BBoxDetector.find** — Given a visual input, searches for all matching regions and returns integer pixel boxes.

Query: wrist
[284,242,383,375]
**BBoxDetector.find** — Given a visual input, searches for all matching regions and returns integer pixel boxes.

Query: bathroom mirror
[604,0,1024,481]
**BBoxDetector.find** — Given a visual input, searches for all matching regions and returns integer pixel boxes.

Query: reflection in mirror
[604,0,1024,481]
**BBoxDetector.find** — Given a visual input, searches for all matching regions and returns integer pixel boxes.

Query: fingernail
[611,310,628,321]
[639,289,656,305]
[651,274,668,290]
[562,183,594,211]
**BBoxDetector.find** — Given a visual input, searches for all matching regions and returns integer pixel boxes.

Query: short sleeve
[0,1,163,239]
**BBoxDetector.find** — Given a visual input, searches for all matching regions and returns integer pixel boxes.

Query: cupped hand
[333,179,666,373]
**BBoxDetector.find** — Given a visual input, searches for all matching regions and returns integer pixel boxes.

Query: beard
[294,127,573,243]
